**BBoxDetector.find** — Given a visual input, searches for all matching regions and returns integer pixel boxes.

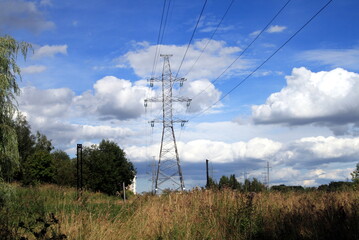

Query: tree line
[208,169,359,193]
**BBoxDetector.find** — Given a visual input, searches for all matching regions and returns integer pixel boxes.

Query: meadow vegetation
[0,183,358,240]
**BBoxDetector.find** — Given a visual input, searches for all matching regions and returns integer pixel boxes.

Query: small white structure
[128,175,136,194]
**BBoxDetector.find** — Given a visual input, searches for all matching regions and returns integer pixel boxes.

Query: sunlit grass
[2,184,359,239]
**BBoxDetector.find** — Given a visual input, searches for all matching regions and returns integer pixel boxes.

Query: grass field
[1,184,358,239]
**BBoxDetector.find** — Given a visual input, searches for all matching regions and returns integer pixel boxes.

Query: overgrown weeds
[1,184,358,239]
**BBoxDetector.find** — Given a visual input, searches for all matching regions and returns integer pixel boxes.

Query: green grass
[1,184,359,239]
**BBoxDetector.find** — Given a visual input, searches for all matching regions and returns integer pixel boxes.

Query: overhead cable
[184,0,236,77]
[189,0,333,120]
[175,0,208,78]
[191,0,292,102]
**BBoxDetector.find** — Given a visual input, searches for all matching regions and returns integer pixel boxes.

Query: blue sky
[2,0,359,192]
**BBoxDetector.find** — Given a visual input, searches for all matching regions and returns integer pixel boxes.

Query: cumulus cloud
[22,65,47,74]
[33,45,68,59]
[125,137,282,164]
[27,117,133,148]
[266,25,287,33]
[285,136,359,167]
[0,0,54,33]
[123,39,250,80]
[19,87,74,118]
[180,79,221,113]
[74,76,151,120]
[298,48,359,71]
[252,67,359,127]
[17,85,135,148]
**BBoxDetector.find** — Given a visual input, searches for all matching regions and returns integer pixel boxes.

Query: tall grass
[1,184,358,239]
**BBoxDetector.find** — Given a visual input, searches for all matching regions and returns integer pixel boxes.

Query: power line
[175,0,208,78]
[151,0,173,79]
[191,0,292,103]
[184,0,236,78]
[151,0,167,78]
[190,0,333,121]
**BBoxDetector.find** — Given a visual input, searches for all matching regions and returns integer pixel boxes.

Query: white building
[128,175,136,194]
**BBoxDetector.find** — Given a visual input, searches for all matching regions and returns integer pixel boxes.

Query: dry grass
[3,185,359,239]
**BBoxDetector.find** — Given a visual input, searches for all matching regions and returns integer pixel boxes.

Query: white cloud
[19,87,74,118]
[180,79,221,113]
[0,0,54,33]
[266,25,287,33]
[126,137,282,163]
[26,117,133,148]
[285,136,359,167]
[22,65,47,74]
[298,48,359,70]
[74,76,152,120]
[252,67,359,126]
[33,45,68,59]
[40,0,52,6]
[123,39,249,80]
[250,30,261,37]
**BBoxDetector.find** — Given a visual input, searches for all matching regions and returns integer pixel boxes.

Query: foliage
[3,184,358,240]
[34,131,54,153]
[22,150,55,185]
[52,150,76,187]
[13,113,36,180]
[0,35,31,180]
[0,182,67,239]
[229,174,242,190]
[219,175,229,189]
[271,184,305,192]
[217,175,266,192]
[82,140,136,195]
[206,176,218,189]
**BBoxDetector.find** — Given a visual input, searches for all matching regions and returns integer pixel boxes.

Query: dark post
[77,144,83,199]
[206,159,209,188]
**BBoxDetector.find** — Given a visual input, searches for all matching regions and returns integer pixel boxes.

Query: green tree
[52,150,75,186]
[250,178,266,192]
[83,140,136,195]
[0,35,31,180]
[13,113,35,180]
[219,175,230,189]
[22,150,55,185]
[206,176,218,189]
[229,174,242,190]
[351,163,359,184]
[34,131,53,153]
[20,131,54,185]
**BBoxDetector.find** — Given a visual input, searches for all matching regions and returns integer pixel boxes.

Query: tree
[229,174,242,190]
[83,140,136,195]
[52,150,75,186]
[250,178,266,192]
[13,113,35,180]
[0,35,31,180]
[22,150,55,185]
[20,131,54,185]
[219,175,230,189]
[351,163,359,184]
[206,176,218,189]
[34,131,53,153]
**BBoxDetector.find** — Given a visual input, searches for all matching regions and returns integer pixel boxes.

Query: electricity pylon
[144,54,191,193]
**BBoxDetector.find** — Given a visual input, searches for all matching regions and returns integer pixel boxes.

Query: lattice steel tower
[144,54,191,193]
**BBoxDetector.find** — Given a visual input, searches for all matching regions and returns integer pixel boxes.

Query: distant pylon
[144,54,191,193]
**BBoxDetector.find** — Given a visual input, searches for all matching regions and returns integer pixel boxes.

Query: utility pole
[266,161,271,189]
[76,144,83,200]
[206,159,209,188]
[144,54,191,194]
